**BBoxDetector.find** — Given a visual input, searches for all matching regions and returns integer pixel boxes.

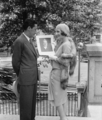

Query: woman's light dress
[48,40,72,106]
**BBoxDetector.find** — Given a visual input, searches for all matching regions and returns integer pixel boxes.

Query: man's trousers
[17,83,37,120]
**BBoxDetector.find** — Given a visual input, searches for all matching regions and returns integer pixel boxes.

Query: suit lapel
[30,40,37,57]
[21,34,37,58]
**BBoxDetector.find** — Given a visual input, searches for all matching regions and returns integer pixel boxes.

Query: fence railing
[0,84,78,116]
[76,81,88,117]
[0,65,88,117]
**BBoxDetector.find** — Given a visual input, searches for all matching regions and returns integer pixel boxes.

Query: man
[43,39,48,50]
[41,38,53,52]
[12,18,38,120]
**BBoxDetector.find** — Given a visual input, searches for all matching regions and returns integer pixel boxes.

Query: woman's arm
[49,55,69,67]
[54,40,76,66]
[49,43,71,67]
[61,53,73,58]
[55,57,69,67]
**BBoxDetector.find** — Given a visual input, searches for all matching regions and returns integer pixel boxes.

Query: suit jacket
[12,33,38,85]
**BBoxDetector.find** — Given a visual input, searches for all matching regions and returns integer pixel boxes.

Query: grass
[40,62,88,85]
[0,52,88,85]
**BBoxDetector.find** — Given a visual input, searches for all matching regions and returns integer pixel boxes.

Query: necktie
[30,38,33,45]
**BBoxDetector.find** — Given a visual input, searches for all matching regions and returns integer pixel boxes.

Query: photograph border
[36,35,55,56]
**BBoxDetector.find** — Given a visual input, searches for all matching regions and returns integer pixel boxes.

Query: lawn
[0,55,88,85]
[40,61,88,85]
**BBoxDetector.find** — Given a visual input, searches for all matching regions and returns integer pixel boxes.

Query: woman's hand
[48,55,57,61]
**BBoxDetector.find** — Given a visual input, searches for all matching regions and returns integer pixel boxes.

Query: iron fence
[0,67,78,116]
[0,87,78,116]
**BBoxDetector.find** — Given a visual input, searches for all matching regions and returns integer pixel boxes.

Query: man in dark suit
[12,18,38,120]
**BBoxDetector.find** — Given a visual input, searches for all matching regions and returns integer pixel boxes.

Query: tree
[0,0,51,50]
[0,0,102,49]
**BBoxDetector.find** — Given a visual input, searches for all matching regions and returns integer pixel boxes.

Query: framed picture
[36,35,55,56]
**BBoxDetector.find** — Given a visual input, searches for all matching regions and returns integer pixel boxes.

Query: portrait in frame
[36,35,55,56]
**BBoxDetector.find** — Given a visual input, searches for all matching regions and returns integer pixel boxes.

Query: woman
[48,23,76,120]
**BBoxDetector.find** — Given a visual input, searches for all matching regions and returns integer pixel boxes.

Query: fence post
[77,42,83,83]
[77,42,84,116]
[38,67,41,98]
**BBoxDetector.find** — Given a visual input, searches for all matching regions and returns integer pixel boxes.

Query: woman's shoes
[60,117,68,120]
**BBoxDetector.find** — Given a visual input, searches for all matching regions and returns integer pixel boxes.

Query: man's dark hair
[23,18,37,31]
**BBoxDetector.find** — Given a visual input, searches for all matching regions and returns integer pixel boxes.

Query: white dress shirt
[23,32,30,42]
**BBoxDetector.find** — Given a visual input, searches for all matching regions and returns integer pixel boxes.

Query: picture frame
[36,35,55,56]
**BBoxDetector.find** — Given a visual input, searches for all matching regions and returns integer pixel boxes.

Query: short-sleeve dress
[48,40,72,106]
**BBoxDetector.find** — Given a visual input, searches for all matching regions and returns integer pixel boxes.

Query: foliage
[0,0,102,49]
